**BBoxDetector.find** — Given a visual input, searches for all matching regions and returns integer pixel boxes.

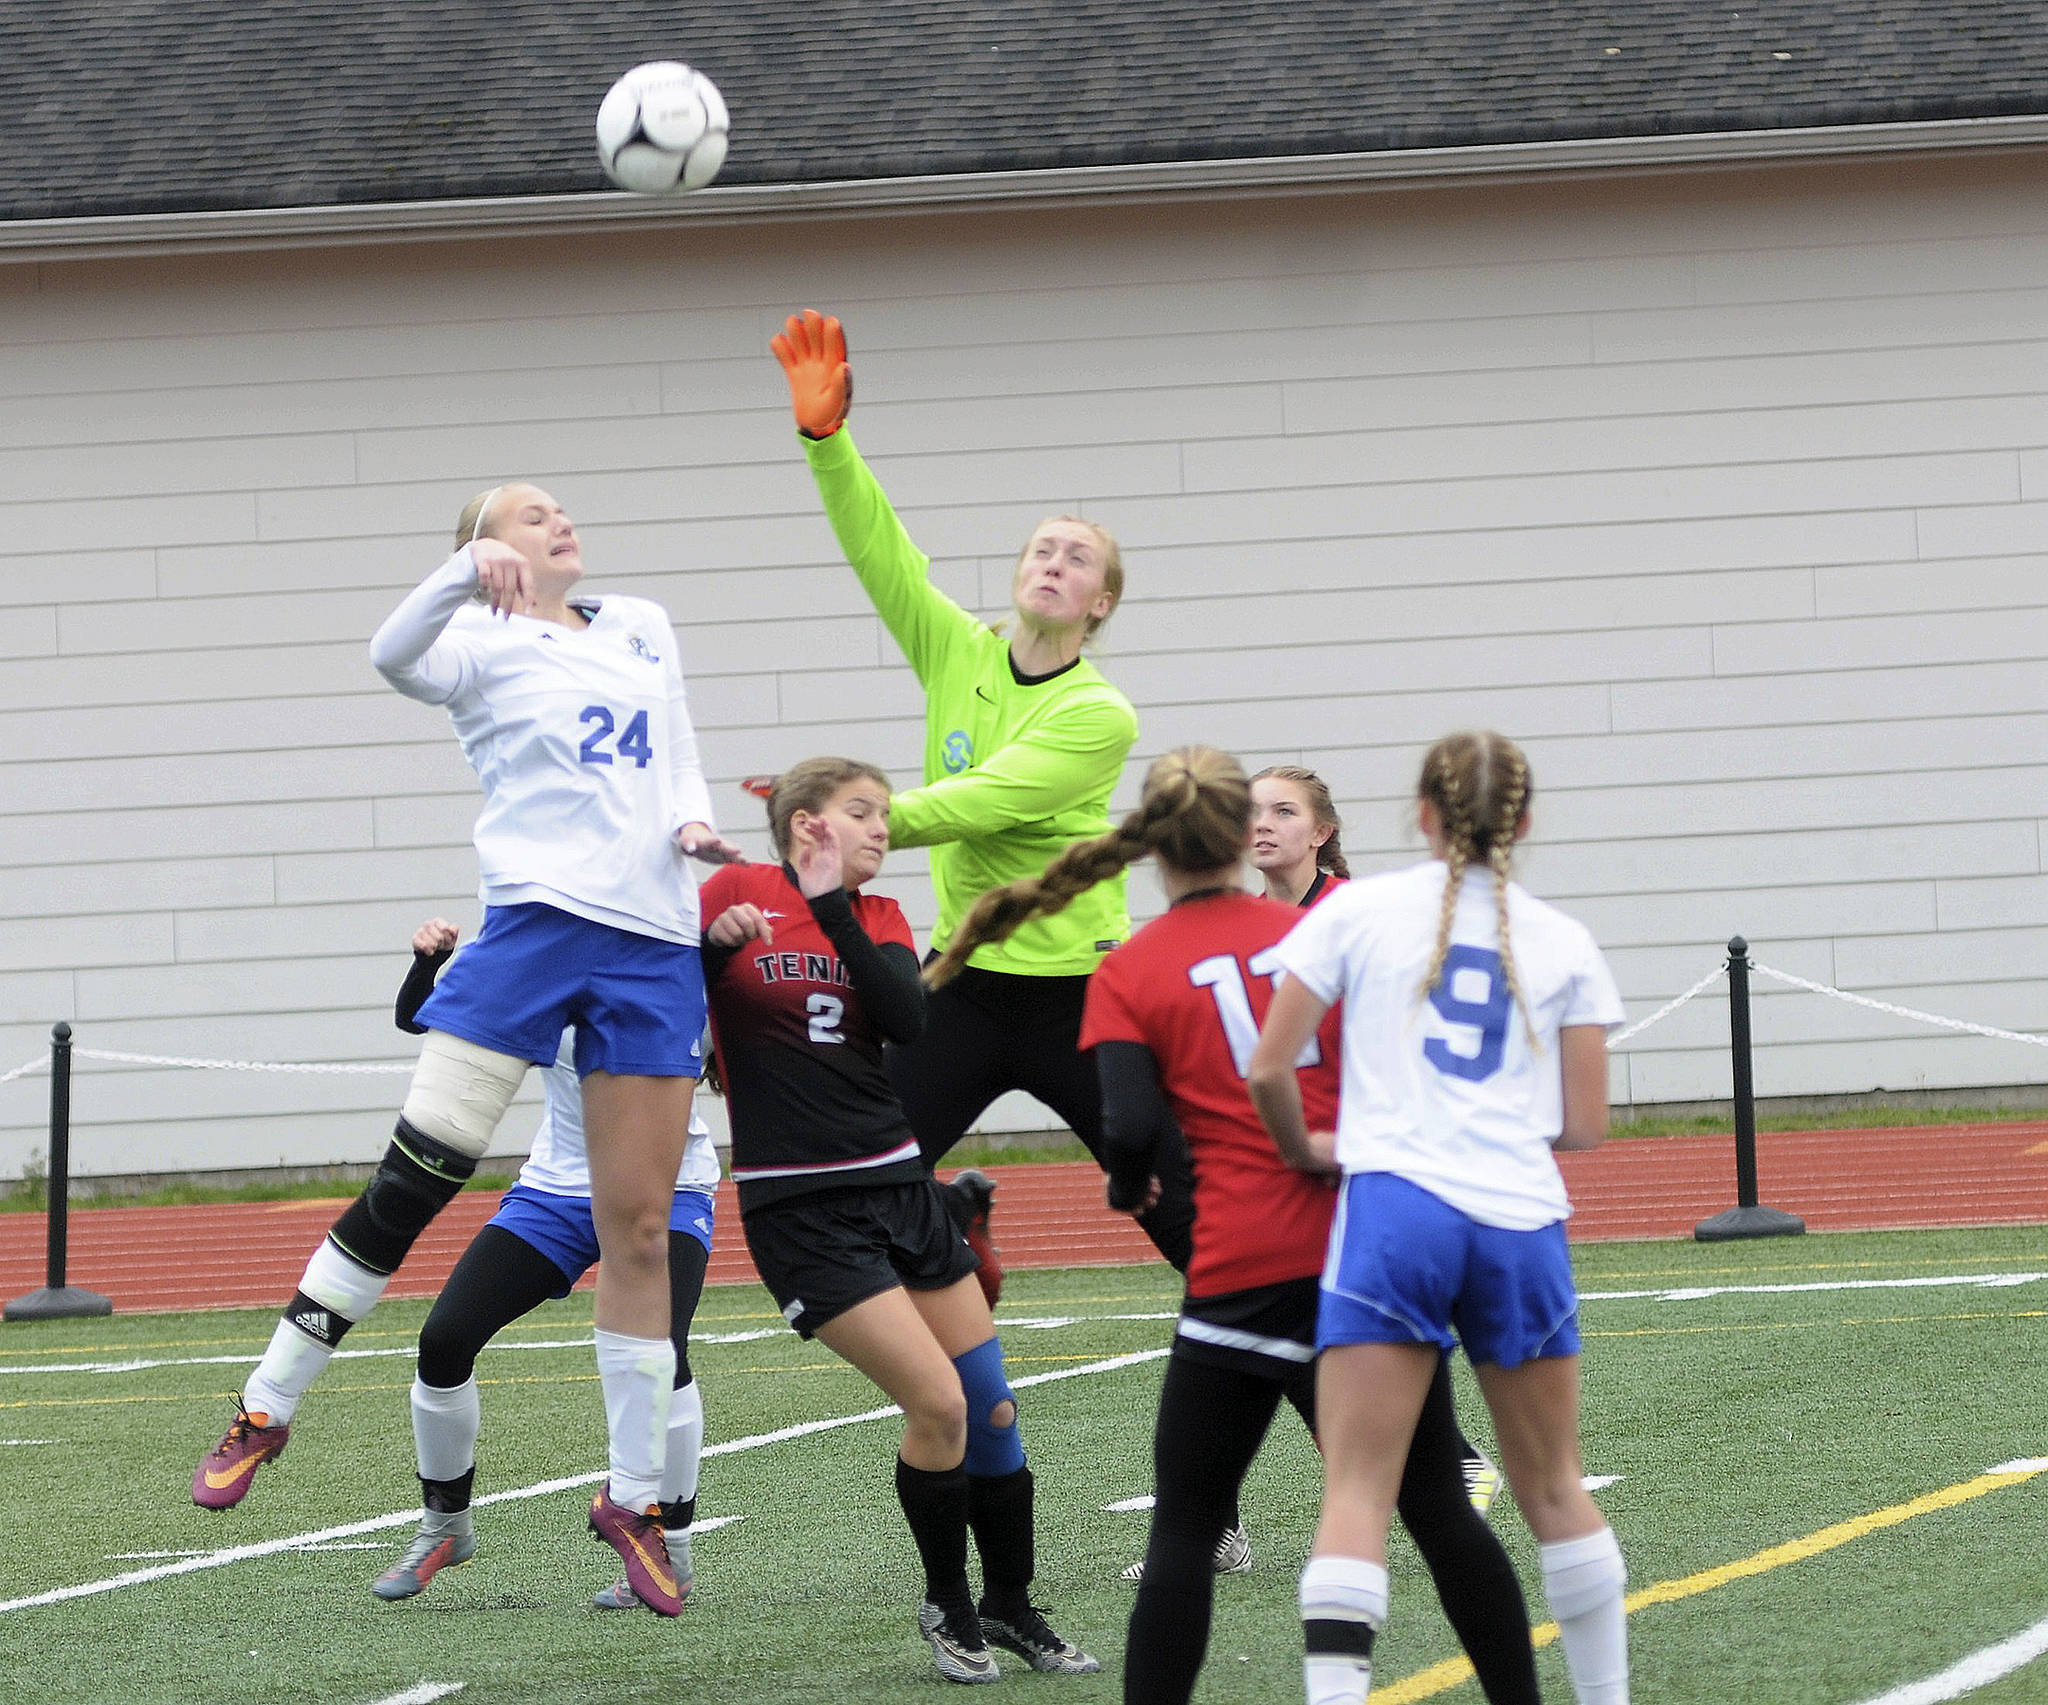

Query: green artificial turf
[0,1234,2043,1702]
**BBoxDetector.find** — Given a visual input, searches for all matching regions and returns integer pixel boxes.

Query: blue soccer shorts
[415,901,706,1078]
[1317,1171,1580,1369]
[490,1183,716,1298]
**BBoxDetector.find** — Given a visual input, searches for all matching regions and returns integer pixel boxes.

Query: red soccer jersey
[698,863,925,1208]
[1080,889,1343,1297]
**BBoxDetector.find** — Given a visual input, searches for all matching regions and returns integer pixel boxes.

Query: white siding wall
[2,147,2046,1177]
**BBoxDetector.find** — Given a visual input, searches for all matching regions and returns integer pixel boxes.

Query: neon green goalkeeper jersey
[803,429,1138,976]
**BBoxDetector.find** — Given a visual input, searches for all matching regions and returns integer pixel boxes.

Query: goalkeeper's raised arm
[771,311,1195,1285]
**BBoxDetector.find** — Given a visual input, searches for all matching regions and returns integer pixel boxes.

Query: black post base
[4,1285,113,1321]
[1694,1205,1807,1243]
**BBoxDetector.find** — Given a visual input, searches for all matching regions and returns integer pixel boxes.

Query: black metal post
[1696,938,1806,1243]
[1730,942,1759,1209]
[5,1023,113,1320]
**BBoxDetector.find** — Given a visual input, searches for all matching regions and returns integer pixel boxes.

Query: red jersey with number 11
[1080,890,1342,1297]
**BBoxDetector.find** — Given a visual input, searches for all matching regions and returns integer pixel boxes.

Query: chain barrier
[1610,964,1727,1049]
[1748,961,2048,1051]
[3,954,2038,1084]
[68,1048,413,1075]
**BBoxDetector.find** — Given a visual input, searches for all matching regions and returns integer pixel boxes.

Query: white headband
[470,485,503,544]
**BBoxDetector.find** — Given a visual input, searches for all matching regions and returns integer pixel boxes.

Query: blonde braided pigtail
[1414,732,1536,1046]
[1486,744,1538,1050]
[1418,749,1469,1001]
[925,746,1251,987]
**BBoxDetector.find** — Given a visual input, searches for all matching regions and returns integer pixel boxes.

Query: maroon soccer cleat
[946,1169,1004,1307]
[589,1484,685,1615]
[192,1398,289,1509]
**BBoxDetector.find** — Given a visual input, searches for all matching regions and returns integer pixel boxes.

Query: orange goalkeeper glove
[770,309,852,440]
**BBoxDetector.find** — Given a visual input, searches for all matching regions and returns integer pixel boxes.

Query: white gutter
[3,112,2045,260]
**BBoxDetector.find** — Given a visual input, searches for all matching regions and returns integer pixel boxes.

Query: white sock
[243,1239,390,1425]
[661,1378,703,1509]
[1300,1554,1387,1705]
[595,1328,675,1511]
[1541,1528,1629,1705]
[411,1376,481,1485]
[242,1317,331,1427]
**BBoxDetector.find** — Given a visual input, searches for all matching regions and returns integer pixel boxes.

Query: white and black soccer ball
[595,61,730,195]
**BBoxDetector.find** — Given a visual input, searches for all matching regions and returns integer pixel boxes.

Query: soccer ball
[595,61,730,195]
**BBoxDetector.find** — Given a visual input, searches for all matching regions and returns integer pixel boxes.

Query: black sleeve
[395,947,452,1034]
[700,939,740,985]
[1095,1039,1182,1212]
[805,886,927,1044]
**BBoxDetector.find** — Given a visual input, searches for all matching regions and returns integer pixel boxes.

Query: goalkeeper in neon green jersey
[773,310,1195,1287]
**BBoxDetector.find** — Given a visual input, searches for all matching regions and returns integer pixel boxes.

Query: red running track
[3,1128,2046,1317]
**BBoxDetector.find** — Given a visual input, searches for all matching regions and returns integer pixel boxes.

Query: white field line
[13,1276,2040,1381]
[1852,1611,2048,1704]
[0,1348,1166,1616]
[369,1686,463,1705]
[0,1336,604,1379]
[1,1312,1167,1380]
[1580,1272,2048,1304]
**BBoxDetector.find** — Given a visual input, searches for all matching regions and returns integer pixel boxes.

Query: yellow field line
[1376,1463,2047,1704]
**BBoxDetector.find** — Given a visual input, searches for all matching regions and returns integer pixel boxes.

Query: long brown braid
[1416,732,1537,1046]
[1251,765,1350,879]
[925,746,1250,987]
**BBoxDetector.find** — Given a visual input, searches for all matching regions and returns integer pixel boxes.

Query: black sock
[967,1465,1035,1619]
[1400,1365,1542,1705]
[660,1495,696,1531]
[895,1457,972,1611]
[421,1468,474,1514]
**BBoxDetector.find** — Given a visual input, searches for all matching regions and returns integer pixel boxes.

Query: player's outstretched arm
[677,822,745,865]
[771,309,851,440]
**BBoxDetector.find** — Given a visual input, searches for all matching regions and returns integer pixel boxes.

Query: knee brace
[399,1030,529,1159]
[953,1336,1025,1478]
[327,1121,476,1276]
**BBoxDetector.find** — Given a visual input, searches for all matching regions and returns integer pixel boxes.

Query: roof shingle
[4,2,2046,222]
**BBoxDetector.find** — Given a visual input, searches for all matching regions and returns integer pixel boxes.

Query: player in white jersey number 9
[1249,731,1632,1705]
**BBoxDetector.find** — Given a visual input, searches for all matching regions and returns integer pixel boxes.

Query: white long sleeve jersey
[519,1035,722,1199]
[371,550,718,945]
